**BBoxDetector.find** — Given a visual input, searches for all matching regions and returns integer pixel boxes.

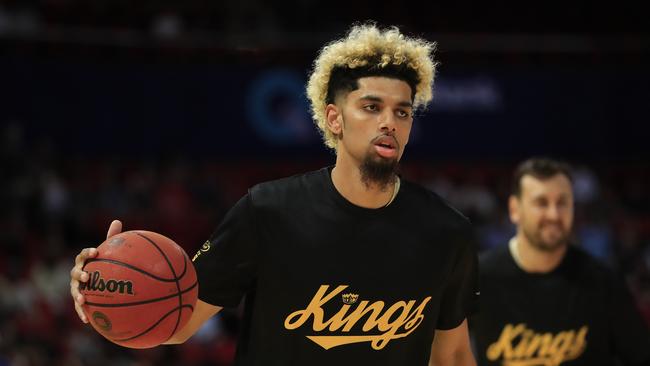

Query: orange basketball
[80,230,198,349]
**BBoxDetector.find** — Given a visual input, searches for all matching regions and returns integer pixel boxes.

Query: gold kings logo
[284,285,431,350]
[487,323,588,366]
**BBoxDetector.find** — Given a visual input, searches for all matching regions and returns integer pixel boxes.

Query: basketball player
[470,158,650,365]
[71,23,479,365]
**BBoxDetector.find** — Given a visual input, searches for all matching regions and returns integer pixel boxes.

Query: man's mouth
[373,136,398,158]
[541,222,564,231]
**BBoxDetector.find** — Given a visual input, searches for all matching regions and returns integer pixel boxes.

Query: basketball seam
[135,232,184,343]
[85,280,197,308]
[111,304,195,343]
[83,258,181,282]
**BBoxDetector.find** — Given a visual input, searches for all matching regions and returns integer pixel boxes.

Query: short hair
[306,22,437,150]
[512,157,573,197]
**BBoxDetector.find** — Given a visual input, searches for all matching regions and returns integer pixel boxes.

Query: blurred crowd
[1,120,649,366]
[0,0,642,45]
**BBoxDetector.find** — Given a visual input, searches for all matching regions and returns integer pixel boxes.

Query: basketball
[80,230,199,349]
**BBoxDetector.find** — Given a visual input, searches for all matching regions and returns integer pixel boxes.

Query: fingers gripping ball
[80,231,198,348]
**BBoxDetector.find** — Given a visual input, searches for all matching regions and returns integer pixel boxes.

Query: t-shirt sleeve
[192,192,259,308]
[608,276,650,366]
[436,222,480,330]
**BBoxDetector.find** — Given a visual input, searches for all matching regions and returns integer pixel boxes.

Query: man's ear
[509,195,520,225]
[325,104,343,135]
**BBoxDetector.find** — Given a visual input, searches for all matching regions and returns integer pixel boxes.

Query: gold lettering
[322,304,352,331]
[565,326,588,360]
[340,301,385,332]
[192,241,212,262]
[370,299,430,350]
[512,329,535,358]
[487,324,589,366]
[547,331,573,365]
[283,285,432,350]
[487,323,526,360]
[533,332,555,358]
[522,332,551,358]
[284,285,348,330]
[404,298,430,330]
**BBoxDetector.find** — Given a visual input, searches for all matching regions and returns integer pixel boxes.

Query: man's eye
[363,104,378,111]
[397,110,411,118]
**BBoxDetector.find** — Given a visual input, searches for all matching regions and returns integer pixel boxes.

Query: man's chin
[360,155,399,189]
[372,155,398,164]
[533,237,568,252]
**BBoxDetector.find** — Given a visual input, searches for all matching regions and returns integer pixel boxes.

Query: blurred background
[1,1,649,365]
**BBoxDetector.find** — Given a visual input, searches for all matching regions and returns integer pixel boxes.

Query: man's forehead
[357,94,413,108]
[356,75,412,89]
[521,174,573,197]
[350,77,413,103]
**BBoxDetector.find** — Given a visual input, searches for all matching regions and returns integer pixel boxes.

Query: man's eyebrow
[359,95,413,108]
[359,95,383,103]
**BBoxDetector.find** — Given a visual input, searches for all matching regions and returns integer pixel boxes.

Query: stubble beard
[359,153,399,191]
[523,222,570,253]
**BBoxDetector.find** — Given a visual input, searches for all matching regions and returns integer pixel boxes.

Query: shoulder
[566,245,619,283]
[249,168,325,207]
[478,245,512,274]
[400,179,472,230]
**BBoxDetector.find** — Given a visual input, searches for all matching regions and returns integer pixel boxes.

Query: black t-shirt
[193,167,479,365]
[470,244,650,366]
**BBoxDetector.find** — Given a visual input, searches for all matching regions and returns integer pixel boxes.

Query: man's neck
[331,157,396,209]
[511,234,567,274]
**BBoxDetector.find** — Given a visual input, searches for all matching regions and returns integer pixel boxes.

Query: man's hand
[69,220,123,323]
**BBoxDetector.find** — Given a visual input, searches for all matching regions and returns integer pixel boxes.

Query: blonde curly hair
[306,23,437,150]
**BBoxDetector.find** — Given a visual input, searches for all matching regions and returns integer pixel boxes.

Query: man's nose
[545,204,560,220]
[378,110,397,132]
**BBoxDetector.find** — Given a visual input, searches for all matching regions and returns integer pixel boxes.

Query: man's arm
[429,319,476,366]
[163,300,223,344]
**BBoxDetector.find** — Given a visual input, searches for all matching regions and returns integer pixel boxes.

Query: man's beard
[359,154,399,191]
[523,222,570,252]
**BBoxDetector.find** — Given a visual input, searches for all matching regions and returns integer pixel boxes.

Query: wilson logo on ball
[81,271,134,295]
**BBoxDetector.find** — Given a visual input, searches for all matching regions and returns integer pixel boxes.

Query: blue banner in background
[2,61,647,159]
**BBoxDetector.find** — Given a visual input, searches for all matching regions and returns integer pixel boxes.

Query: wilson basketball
[80,230,198,349]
